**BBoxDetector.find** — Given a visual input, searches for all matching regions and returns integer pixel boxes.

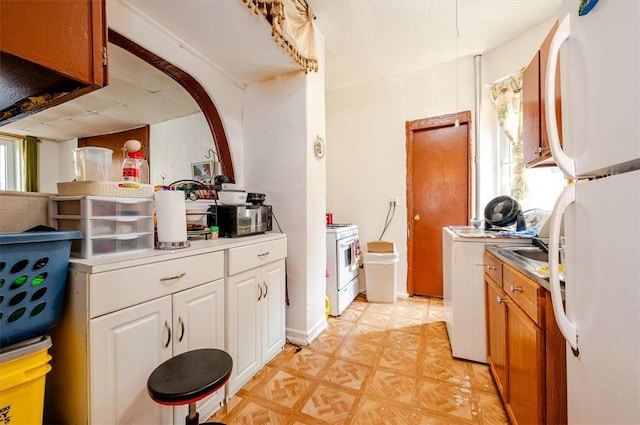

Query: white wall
[243,29,327,344]
[38,140,61,193]
[326,17,558,297]
[149,112,216,185]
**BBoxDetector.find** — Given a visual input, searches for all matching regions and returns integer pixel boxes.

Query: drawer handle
[263,282,268,298]
[257,251,270,258]
[159,272,187,282]
[258,283,263,301]
[509,285,523,293]
[178,317,185,342]
[478,264,497,270]
[164,321,171,348]
[496,296,507,304]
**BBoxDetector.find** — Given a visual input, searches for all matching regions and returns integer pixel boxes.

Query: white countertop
[69,232,287,274]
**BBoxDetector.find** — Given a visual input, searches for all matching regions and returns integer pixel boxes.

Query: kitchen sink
[509,247,548,263]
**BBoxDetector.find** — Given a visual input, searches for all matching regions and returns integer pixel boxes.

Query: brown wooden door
[78,126,149,182]
[406,112,470,297]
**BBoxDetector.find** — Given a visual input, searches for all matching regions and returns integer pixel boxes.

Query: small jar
[122,151,149,184]
[209,226,219,240]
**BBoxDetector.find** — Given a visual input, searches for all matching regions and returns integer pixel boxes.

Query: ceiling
[311,0,561,91]
[0,0,561,142]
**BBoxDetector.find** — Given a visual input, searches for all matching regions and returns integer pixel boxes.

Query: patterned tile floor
[208,295,510,425]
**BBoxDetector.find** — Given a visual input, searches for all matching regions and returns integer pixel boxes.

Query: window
[0,135,23,191]
[497,129,566,211]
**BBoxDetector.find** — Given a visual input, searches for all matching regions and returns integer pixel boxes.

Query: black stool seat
[148,348,233,406]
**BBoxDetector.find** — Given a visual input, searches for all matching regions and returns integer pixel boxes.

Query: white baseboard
[285,317,328,346]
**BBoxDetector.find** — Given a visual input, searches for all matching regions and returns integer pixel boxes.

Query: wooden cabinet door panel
[486,277,508,399]
[0,0,106,84]
[506,300,545,425]
[540,20,562,157]
[523,51,541,166]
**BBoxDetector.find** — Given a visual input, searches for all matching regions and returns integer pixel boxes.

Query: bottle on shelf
[122,151,149,184]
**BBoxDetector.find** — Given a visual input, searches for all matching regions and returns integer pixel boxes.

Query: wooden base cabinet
[484,250,567,425]
[45,250,225,425]
[486,278,508,398]
[225,238,287,397]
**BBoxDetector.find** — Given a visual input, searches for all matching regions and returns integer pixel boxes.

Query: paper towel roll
[155,191,187,243]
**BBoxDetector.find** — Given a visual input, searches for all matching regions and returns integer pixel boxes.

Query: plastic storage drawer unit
[0,231,81,347]
[49,196,154,258]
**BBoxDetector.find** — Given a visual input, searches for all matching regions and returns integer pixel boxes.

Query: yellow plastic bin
[364,241,399,303]
[0,335,52,425]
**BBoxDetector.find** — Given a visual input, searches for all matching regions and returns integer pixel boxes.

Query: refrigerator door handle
[545,14,576,179]
[549,183,579,356]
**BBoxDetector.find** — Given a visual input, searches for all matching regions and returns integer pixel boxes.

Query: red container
[326,213,333,225]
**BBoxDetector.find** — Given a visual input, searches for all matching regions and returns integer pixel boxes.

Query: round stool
[147,348,233,425]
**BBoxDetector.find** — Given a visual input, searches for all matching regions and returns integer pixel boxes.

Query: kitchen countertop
[69,232,287,274]
[486,244,564,298]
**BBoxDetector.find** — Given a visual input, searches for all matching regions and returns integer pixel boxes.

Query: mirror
[0,30,234,192]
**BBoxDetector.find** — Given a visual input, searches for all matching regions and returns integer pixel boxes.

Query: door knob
[414,214,421,221]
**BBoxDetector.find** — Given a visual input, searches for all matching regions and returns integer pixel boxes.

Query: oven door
[336,234,359,291]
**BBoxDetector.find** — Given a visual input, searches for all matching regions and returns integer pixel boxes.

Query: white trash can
[363,241,399,303]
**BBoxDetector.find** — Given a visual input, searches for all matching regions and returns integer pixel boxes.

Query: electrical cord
[378,201,396,240]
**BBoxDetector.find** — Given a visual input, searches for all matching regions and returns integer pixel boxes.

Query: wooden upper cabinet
[523,20,562,168]
[0,0,107,123]
[523,51,542,166]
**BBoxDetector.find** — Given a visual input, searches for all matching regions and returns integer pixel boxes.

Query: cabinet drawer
[503,264,544,326]
[484,251,503,284]
[90,251,224,317]
[227,238,287,276]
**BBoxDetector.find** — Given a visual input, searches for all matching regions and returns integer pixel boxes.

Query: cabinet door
[261,259,286,363]
[0,0,106,84]
[172,279,225,424]
[485,277,508,399]
[226,268,262,397]
[540,20,562,158]
[90,296,172,425]
[523,51,541,166]
[506,299,545,425]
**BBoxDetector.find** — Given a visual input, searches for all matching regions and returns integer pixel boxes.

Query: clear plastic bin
[363,241,399,303]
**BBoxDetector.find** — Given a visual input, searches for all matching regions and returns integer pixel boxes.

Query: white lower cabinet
[226,239,287,397]
[90,280,225,424]
[45,250,225,425]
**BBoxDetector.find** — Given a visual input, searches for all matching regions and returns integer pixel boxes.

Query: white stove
[326,223,360,316]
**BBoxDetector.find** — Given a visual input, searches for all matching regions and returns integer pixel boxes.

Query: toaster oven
[210,205,272,237]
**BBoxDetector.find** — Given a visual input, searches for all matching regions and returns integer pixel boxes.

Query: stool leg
[185,402,199,425]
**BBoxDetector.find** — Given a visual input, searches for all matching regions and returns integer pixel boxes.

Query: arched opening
[108,29,235,181]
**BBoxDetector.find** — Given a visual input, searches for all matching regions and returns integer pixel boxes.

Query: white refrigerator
[545,1,640,424]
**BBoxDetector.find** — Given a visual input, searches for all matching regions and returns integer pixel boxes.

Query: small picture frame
[191,161,214,183]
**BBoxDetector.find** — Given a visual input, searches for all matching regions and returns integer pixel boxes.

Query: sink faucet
[532,237,549,254]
